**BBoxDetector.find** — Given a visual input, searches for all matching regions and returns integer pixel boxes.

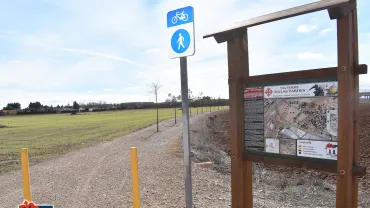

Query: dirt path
[0,113,233,208]
[3,110,368,208]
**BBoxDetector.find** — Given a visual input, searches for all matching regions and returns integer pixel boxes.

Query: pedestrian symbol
[178,33,184,50]
[171,29,190,54]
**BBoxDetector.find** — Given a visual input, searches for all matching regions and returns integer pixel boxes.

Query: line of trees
[2,102,21,110]
[145,80,230,132]
[1,96,228,115]
[165,91,228,120]
[1,83,229,117]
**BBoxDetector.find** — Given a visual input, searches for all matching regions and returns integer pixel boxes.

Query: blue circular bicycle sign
[171,29,191,54]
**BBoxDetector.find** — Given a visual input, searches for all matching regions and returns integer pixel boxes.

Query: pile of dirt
[358,102,370,188]
[203,103,370,190]
[187,113,231,174]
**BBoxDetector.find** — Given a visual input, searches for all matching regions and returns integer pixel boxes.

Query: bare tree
[188,89,193,117]
[198,92,204,113]
[218,95,221,110]
[148,81,162,132]
[196,93,200,114]
[166,93,180,124]
[98,100,107,110]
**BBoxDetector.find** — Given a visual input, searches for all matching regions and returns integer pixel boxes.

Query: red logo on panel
[265,87,273,97]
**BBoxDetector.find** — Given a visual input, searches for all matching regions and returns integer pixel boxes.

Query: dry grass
[0,108,181,174]
[187,111,231,173]
[168,135,183,156]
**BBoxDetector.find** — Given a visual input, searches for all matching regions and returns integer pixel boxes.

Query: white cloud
[297,52,324,60]
[103,89,114,91]
[2,0,370,107]
[297,24,318,33]
[60,48,133,63]
[0,58,121,90]
[319,27,334,35]
[359,34,370,88]
[145,48,161,54]
[22,32,64,47]
[36,45,147,68]
[0,60,63,89]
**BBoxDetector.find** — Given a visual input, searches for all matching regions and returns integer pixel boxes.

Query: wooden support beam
[350,4,360,208]
[245,154,337,173]
[244,153,366,177]
[328,0,356,20]
[242,64,366,86]
[336,9,356,208]
[355,64,367,75]
[244,66,338,84]
[227,31,252,208]
[352,165,366,177]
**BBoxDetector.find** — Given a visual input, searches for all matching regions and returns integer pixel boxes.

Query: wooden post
[351,6,360,208]
[336,9,356,208]
[227,31,253,208]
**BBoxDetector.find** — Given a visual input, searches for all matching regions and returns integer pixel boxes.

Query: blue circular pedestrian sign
[171,29,191,54]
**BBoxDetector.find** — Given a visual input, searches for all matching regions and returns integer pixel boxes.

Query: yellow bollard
[20,148,32,202]
[130,147,140,208]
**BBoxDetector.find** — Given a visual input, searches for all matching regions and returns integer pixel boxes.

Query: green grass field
[0,106,228,173]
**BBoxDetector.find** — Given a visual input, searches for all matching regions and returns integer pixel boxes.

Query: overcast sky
[0,0,369,108]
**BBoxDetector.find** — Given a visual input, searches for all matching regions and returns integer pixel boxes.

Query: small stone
[195,162,213,169]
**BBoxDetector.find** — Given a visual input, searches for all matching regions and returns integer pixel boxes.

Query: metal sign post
[167,6,195,208]
[180,56,192,207]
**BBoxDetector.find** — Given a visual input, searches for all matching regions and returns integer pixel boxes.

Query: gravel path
[0,113,232,208]
[3,111,367,208]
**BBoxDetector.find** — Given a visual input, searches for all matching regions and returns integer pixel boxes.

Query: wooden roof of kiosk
[203,0,354,43]
[202,1,367,208]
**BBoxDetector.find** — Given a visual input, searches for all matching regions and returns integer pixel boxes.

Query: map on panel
[244,81,339,160]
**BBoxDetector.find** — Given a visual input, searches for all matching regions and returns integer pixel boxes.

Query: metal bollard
[20,148,32,202]
[130,147,140,208]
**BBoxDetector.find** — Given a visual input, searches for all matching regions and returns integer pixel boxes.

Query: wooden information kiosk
[203,0,367,207]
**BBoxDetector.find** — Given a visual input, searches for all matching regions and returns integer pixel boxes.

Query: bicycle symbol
[171,10,188,24]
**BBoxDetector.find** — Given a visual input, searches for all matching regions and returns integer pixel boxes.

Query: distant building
[1,110,17,115]
[89,107,100,112]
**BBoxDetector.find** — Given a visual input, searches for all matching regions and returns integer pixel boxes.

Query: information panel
[244,81,338,160]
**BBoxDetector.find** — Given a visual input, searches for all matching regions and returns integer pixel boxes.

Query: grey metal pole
[180,56,193,208]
